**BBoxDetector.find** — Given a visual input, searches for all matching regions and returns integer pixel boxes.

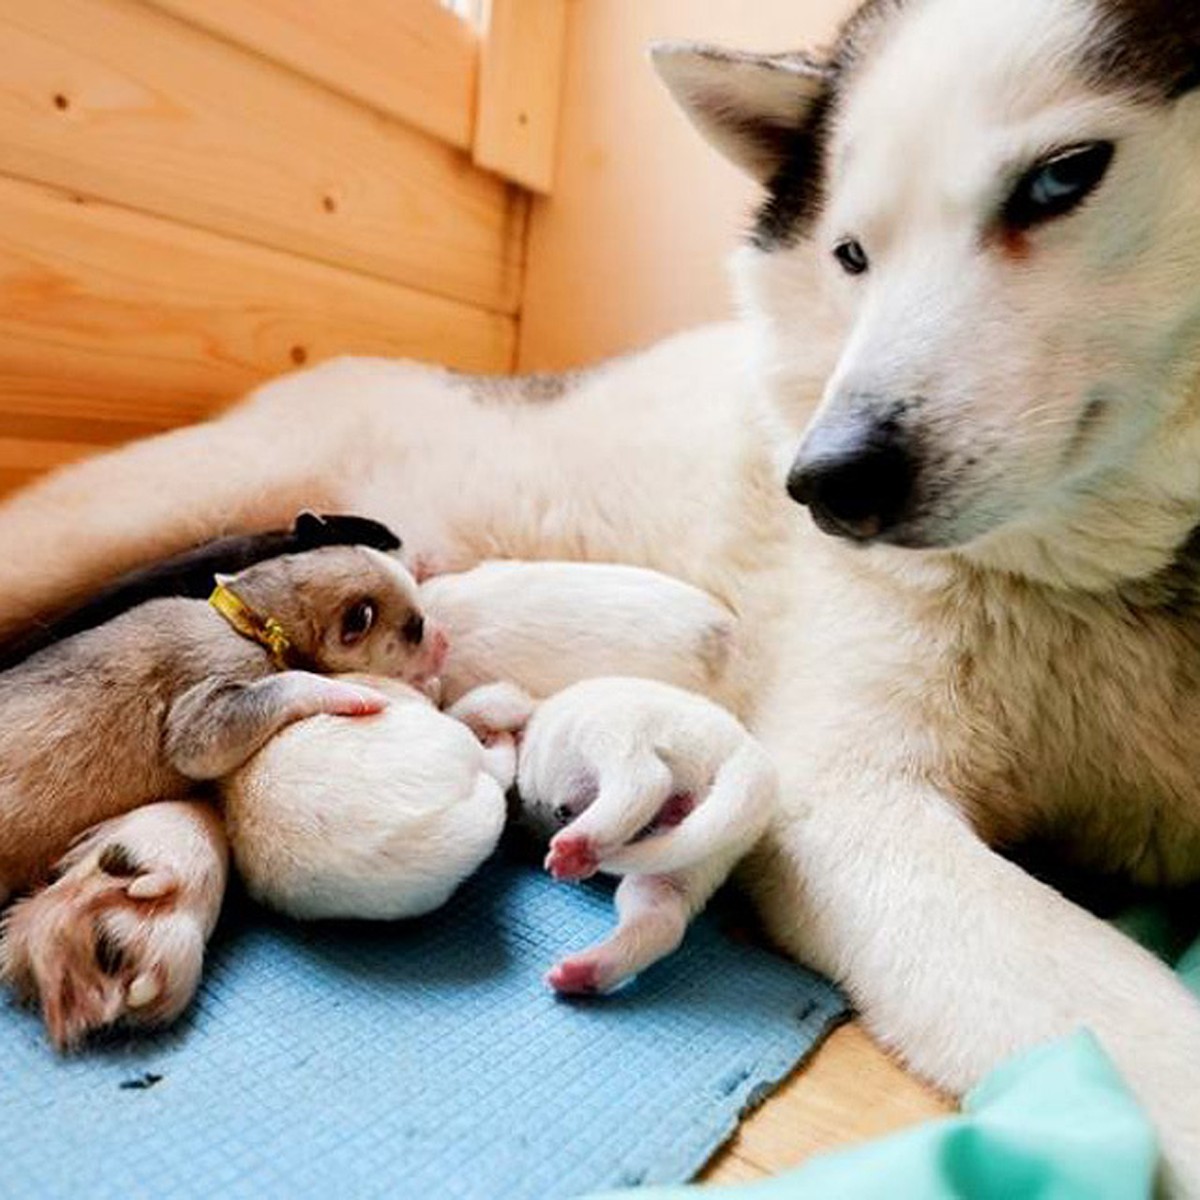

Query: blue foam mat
[0,846,846,1200]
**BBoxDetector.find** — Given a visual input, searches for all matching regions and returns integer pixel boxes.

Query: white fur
[461,676,776,993]
[421,560,737,705]
[222,677,508,921]
[0,0,1199,1189]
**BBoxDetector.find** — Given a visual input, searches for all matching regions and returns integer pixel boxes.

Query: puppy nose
[787,413,915,541]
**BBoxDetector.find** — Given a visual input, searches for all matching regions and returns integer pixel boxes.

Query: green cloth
[587,1032,1158,1200]
[587,922,1200,1200]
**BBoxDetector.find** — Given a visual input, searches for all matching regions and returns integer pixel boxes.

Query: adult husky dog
[0,0,1198,1190]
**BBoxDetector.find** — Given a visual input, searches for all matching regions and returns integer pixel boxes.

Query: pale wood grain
[0,173,515,493]
[0,0,523,313]
[517,0,859,369]
[146,0,479,150]
[473,0,567,194]
[703,1023,955,1183]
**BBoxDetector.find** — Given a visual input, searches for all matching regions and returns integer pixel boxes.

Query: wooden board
[146,0,479,150]
[0,0,523,314]
[474,0,567,194]
[703,1023,955,1184]
[0,173,516,494]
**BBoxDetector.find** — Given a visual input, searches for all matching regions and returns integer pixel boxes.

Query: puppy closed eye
[341,598,377,645]
[1001,141,1116,233]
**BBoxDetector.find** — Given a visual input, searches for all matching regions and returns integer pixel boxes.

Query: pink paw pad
[546,959,601,995]
[545,835,598,882]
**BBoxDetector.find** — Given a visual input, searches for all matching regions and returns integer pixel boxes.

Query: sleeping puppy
[223,561,744,926]
[222,561,741,921]
[452,677,777,994]
[223,674,512,922]
[0,545,444,1047]
[421,561,738,706]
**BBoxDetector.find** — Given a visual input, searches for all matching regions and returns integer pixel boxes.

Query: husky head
[655,0,1200,589]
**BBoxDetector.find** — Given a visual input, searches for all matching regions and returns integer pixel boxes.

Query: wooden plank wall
[0,0,538,495]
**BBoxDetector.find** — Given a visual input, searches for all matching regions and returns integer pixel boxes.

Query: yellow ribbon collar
[209,582,295,670]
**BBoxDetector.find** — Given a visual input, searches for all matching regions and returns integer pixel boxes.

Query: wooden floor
[702,1022,955,1185]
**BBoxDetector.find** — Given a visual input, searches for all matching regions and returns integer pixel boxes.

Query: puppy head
[655,0,1200,587]
[230,546,448,686]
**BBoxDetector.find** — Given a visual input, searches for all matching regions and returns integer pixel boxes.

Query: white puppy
[453,677,777,994]
[421,561,737,705]
[223,676,513,921]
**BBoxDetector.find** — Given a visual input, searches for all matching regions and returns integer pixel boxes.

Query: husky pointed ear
[651,42,833,183]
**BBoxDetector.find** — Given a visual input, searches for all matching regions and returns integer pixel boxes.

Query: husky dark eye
[1002,141,1115,232]
[834,238,870,276]
[341,598,376,645]
[401,612,425,645]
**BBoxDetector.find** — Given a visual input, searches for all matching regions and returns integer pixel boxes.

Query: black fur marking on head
[97,843,141,879]
[749,0,913,251]
[1086,2,1200,102]
[751,89,835,251]
[0,512,401,672]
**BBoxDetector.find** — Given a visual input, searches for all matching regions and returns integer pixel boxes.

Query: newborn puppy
[223,675,512,921]
[0,545,444,1046]
[421,561,737,705]
[452,677,777,994]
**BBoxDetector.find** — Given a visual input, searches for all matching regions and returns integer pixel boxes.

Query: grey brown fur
[454,370,582,406]
[0,545,425,901]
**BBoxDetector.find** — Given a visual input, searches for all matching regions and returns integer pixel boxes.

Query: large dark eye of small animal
[1002,141,1115,233]
[834,238,870,276]
[401,612,425,646]
[341,598,376,645]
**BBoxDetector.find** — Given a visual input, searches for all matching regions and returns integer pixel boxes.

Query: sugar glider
[0,544,446,1045]
[0,511,402,673]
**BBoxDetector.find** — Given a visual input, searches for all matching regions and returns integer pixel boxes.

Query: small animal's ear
[650,41,834,183]
[293,510,326,542]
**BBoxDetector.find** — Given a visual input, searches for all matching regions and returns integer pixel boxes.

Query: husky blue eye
[834,238,870,276]
[1003,141,1115,232]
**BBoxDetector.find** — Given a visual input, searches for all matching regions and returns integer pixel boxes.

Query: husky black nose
[787,414,916,541]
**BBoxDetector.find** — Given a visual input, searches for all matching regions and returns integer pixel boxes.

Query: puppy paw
[546,957,603,995]
[544,834,599,882]
[285,673,390,718]
[0,809,224,1049]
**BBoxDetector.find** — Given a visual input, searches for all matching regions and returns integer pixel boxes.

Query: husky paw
[0,808,224,1050]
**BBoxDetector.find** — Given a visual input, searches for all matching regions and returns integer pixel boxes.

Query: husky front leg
[753,761,1200,1197]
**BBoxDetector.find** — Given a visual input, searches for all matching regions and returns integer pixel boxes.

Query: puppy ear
[650,42,833,183]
